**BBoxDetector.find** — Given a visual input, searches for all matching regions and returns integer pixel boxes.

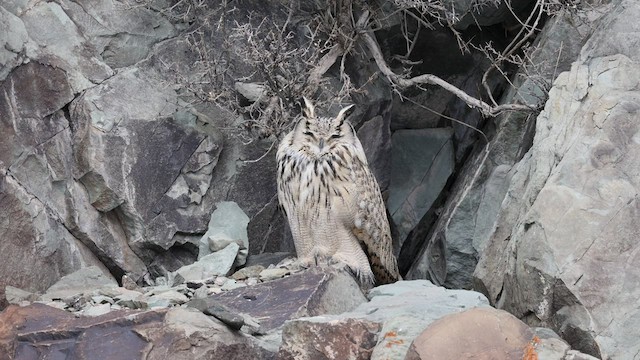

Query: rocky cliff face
[1,0,638,358]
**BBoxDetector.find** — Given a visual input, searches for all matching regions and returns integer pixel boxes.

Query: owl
[276,97,401,286]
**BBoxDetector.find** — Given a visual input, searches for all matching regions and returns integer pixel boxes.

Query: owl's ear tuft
[335,104,355,125]
[302,97,315,118]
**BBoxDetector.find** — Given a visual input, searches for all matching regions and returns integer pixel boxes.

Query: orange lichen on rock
[382,330,404,348]
[522,336,540,360]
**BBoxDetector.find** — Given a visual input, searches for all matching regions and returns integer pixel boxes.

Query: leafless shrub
[135,0,594,149]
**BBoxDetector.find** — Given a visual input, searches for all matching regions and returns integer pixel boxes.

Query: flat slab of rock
[0,303,272,359]
[174,242,240,282]
[187,267,366,332]
[0,303,162,358]
[40,266,118,301]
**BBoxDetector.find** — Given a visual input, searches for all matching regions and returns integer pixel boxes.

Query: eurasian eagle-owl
[276,97,400,286]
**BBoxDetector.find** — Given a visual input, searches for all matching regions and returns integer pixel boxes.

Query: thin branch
[243,139,277,163]
[360,30,536,117]
[308,44,344,88]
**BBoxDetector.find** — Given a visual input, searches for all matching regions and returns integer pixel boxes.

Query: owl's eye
[303,131,316,139]
[330,133,341,139]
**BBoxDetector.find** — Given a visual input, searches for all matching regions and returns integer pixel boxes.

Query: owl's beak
[318,139,325,151]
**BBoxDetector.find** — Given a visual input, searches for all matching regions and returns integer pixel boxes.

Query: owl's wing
[348,138,401,284]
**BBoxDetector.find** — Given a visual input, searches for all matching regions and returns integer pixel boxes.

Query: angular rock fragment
[278,318,381,360]
[188,268,366,332]
[174,243,240,282]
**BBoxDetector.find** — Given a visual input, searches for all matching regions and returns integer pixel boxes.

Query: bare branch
[360,30,536,117]
[308,44,344,89]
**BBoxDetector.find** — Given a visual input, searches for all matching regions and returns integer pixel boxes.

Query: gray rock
[115,296,148,310]
[19,2,113,93]
[245,252,294,268]
[203,303,246,331]
[357,115,392,191]
[474,2,640,358]
[0,6,31,80]
[532,327,598,360]
[41,266,117,301]
[0,61,119,306]
[198,202,250,268]
[147,290,189,307]
[453,0,537,30]
[407,3,602,289]
[0,304,273,359]
[564,350,601,360]
[278,318,380,360]
[234,82,268,103]
[258,268,290,281]
[221,279,247,291]
[121,275,137,290]
[139,308,274,359]
[102,287,147,310]
[70,67,223,275]
[5,286,37,305]
[81,303,112,317]
[388,128,455,250]
[41,300,68,310]
[97,286,143,300]
[192,286,210,300]
[231,265,265,280]
[188,267,366,332]
[278,280,489,360]
[58,0,176,69]
[91,295,114,305]
[210,136,291,257]
[214,276,229,287]
[174,243,240,282]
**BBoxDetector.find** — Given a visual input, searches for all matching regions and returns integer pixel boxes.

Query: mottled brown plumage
[276,98,400,286]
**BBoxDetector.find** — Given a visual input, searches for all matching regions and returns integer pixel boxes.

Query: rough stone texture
[57,0,176,69]
[198,202,250,267]
[187,268,367,332]
[0,304,272,359]
[388,128,455,254]
[358,115,392,192]
[70,67,223,275]
[277,280,489,360]
[406,5,602,288]
[404,307,534,360]
[278,318,381,360]
[245,252,294,268]
[41,266,117,301]
[0,0,231,301]
[0,172,107,308]
[4,286,37,305]
[17,1,114,93]
[532,327,600,360]
[174,243,240,282]
[474,1,640,358]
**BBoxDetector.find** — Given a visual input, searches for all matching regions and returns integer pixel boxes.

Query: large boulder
[0,61,115,307]
[278,280,490,360]
[474,1,640,358]
[404,307,535,360]
[406,4,603,288]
